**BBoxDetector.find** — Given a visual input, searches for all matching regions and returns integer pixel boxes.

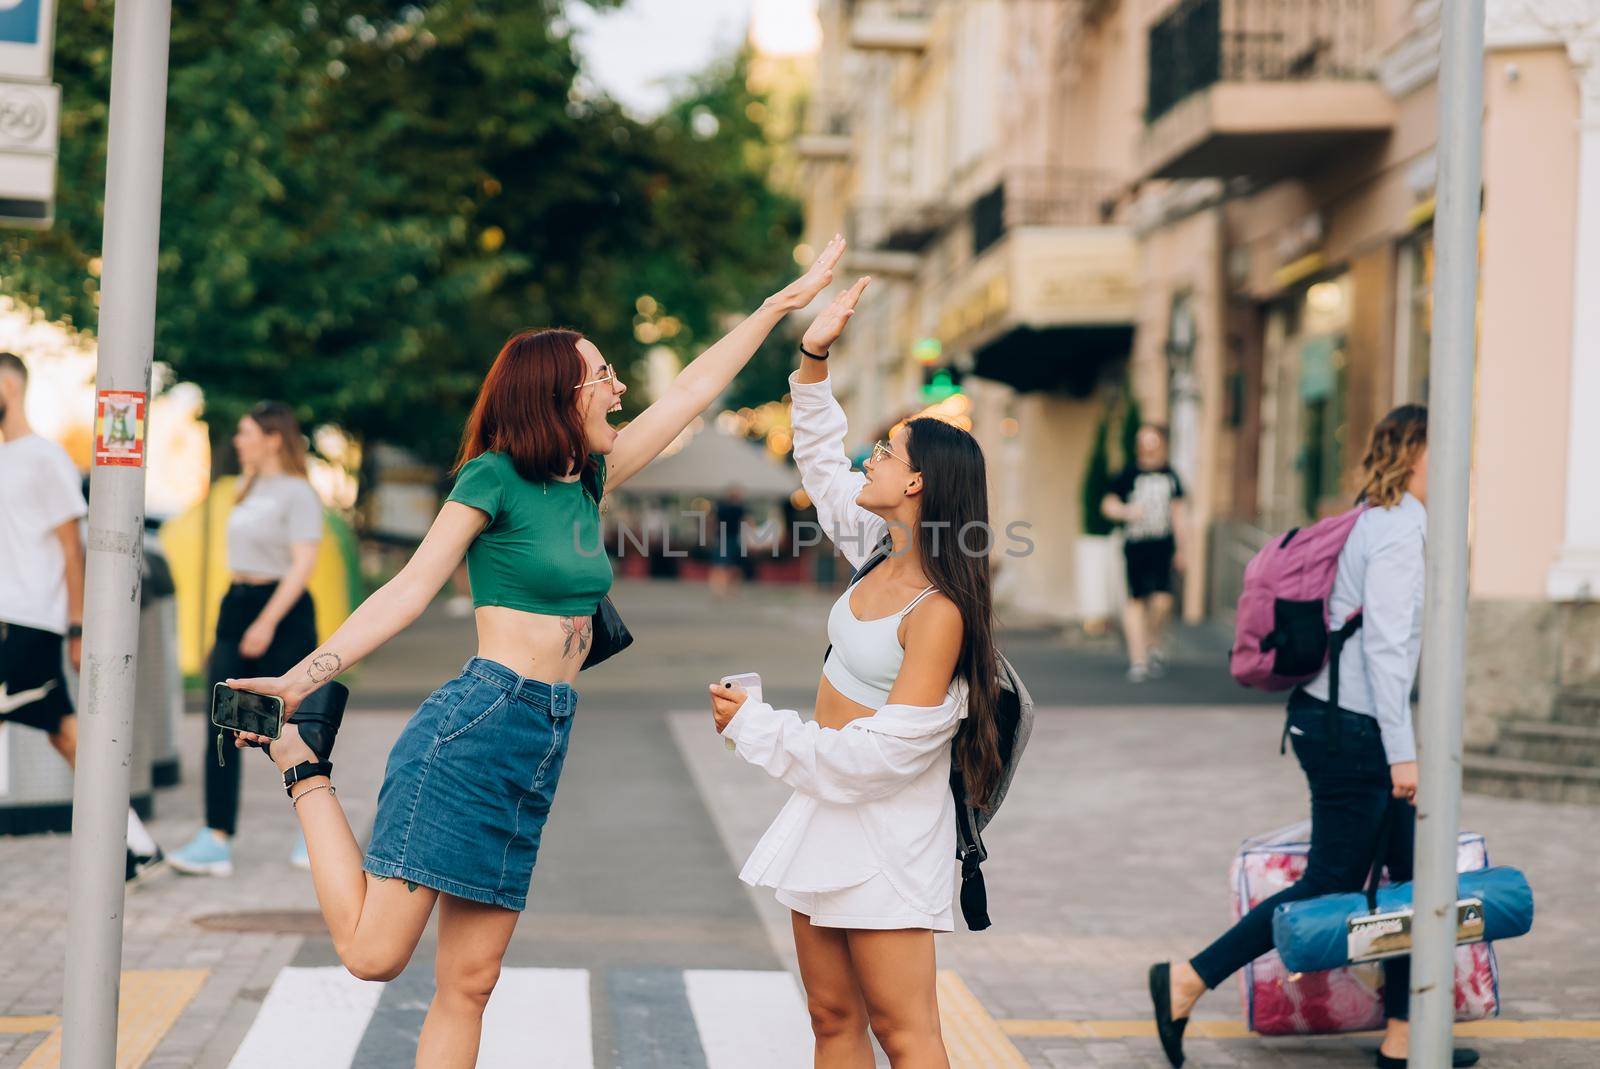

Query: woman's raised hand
[766,234,847,314]
[801,275,872,356]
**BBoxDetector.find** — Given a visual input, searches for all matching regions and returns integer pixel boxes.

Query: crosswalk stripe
[226,968,384,1069]
[479,967,593,1068]
[682,969,812,1069]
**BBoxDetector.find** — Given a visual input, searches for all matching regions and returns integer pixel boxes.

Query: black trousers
[205,584,318,836]
[1190,689,1417,1021]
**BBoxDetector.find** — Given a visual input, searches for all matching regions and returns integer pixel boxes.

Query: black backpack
[824,544,1035,931]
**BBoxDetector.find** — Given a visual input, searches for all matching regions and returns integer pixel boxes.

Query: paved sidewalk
[677,695,1600,1068]
[0,578,1594,1068]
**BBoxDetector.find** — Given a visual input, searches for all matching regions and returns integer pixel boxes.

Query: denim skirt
[364,657,578,911]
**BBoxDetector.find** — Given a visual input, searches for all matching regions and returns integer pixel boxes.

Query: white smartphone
[719,672,763,750]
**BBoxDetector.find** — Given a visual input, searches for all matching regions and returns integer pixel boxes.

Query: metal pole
[1411,1,1484,1065]
[61,2,172,1065]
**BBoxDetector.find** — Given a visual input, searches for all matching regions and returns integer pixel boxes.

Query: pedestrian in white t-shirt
[0,351,164,881]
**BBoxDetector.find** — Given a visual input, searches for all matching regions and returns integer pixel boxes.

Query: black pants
[205,584,318,836]
[1190,689,1417,1021]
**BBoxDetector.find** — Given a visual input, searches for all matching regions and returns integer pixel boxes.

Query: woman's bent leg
[791,912,873,1069]
[416,894,520,1069]
[847,928,947,1069]
[289,776,437,980]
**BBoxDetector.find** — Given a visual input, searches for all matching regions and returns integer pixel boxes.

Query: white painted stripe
[227,966,385,1069]
[479,967,594,1068]
[683,969,812,1069]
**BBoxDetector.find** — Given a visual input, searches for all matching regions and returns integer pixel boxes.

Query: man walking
[1102,423,1188,683]
[0,352,163,881]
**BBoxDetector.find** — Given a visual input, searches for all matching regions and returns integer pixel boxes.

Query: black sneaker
[126,846,165,885]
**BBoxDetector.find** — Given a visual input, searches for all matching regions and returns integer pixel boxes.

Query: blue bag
[1273,865,1534,975]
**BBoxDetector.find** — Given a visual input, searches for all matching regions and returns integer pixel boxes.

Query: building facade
[795,0,1600,799]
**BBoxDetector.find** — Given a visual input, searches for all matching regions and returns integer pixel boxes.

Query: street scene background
[3,0,1600,1066]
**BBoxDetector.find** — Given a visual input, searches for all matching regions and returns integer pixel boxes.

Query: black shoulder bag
[579,461,633,670]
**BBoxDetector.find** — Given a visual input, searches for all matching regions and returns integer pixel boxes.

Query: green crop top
[447,451,613,617]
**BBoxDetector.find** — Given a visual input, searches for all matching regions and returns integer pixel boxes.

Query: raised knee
[807,997,866,1040]
[341,949,407,983]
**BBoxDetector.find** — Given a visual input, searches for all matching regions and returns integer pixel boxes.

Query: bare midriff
[473,604,596,685]
[812,673,879,731]
[230,572,280,586]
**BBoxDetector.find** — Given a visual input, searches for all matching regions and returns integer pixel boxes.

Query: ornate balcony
[939,169,1138,395]
[846,195,955,276]
[1139,0,1394,181]
[848,0,933,54]
[795,97,854,161]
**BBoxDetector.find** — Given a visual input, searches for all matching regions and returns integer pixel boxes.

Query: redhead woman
[229,237,849,1068]
[711,279,1006,1068]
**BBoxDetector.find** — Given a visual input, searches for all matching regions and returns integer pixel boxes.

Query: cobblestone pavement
[0,578,1594,1067]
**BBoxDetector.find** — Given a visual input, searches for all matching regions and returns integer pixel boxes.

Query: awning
[971,324,1133,396]
[613,426,798,498]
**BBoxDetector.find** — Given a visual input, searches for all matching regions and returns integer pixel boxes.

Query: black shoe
[1376,1048,1480,1068]
[262,682,349,793]
[125,846,165,885]
[1148,962,1188,1068]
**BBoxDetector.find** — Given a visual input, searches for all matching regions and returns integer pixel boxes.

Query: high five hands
[802,276,872,356]
[766,234,849,314]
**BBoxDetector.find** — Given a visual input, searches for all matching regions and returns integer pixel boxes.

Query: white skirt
[777,873,955,932]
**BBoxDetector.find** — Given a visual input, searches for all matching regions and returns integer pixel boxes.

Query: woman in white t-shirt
[169,402,325,877]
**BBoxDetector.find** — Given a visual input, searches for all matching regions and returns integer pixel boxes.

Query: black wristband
[799,344,829,361]
[67,624,83,639]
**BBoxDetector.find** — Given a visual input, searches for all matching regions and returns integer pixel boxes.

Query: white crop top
[822,583,939,707]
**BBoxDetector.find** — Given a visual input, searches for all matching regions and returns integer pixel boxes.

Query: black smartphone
[211,683,285,740]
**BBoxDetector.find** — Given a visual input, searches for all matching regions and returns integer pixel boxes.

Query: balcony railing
[795,97,854,159]
[850,195,955,254]
[1145,0,1377,123]
[970,168,1120,258]
[848,0,934,53]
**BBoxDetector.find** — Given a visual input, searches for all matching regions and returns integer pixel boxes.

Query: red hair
[454,329,596,484]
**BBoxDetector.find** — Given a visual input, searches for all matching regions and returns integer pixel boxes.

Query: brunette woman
[170,402,324,876]
[711,278,1005,1068]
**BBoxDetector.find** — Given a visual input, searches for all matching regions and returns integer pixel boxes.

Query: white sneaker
[1127,663,1150,684]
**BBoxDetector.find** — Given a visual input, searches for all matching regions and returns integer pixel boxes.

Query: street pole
[1411,1,1484,1065]
[61,2,172,1065]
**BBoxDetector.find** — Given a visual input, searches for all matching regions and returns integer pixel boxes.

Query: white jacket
[726,370,964,916]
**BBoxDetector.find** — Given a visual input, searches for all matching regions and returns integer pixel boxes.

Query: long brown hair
[455,328,596,484]
[902,417,1004,809]
[1359,404,1427,508]
[236,401,309,502]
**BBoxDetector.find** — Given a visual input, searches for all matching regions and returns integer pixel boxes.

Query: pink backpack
[1230,507,1366,692]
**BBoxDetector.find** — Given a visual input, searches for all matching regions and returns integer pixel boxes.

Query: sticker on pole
[93,389,146,468]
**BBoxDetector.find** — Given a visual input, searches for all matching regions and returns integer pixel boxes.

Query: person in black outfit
[1101,424,1187,682]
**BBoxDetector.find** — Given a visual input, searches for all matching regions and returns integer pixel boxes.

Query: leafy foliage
[1,0,798,470]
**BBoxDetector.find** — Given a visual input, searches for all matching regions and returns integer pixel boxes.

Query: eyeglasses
[869,439,915,469]
[574,364,620,391]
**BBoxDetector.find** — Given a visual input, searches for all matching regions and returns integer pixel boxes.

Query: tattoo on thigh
[561,616,592,658]
[307,652,342,685]
[371,873,421,893]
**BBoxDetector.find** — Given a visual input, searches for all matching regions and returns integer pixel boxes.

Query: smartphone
[719,672,763,751]
[211,683,285,741]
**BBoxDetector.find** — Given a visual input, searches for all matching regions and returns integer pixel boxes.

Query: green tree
[1082,413,1113,536]
[1,1,797,473]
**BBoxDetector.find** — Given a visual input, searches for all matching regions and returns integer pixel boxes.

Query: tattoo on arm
[307,652,342,685]
[561,616,592,658]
